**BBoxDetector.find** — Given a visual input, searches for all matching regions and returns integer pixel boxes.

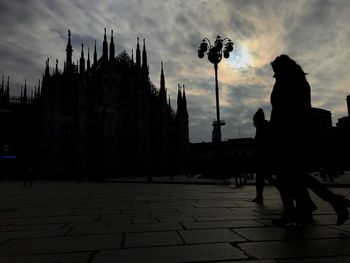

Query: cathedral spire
[6,76,9,99]
[1,76,4,96]
[142,38,148,72]
[87,47,90,70]
[159,62,166,103]
[80,43,85,73]
[109,30,115,60]
[177,83,183,116]
[66,30,73,70]
[182,84,186,104]
[55,59,59,75]
[136,37,141,68]
[23,79,27,104]
[131,49,134,64]
[94,40,97,64]
[102,28,108,60]
[182,84,188,117]
[45,58,50,77]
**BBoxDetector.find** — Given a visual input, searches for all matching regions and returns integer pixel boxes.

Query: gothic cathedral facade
[40,29,189,178]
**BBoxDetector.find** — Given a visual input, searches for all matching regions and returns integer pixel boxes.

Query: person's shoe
[252,196,263,205]
[272,212,298,227]
[332,195,349,226]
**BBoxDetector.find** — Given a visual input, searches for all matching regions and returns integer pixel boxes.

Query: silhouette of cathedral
[1,29,189,179]
[39,29,189,178]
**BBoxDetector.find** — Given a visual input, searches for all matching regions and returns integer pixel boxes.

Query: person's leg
[287,171,317,224]
[307,174,349,226]
[272,173,296,225]
[253,171,265,204]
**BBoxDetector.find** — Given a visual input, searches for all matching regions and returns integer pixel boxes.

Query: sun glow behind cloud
[227,45,252,70]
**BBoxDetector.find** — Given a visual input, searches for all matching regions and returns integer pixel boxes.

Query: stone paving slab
[124,231,183,247]
[68,222,183,235]
[12,215,98,225]
[182,219,264,229]
[0,181,349,262]
[91,243,247,263]
[0,252,92,263]
[179,228,246,244]
[0,234,122,256]
[280,256,350,262]
[239,239,350,259]
[234,225,350,241]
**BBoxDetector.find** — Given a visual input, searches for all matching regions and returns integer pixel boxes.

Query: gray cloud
[0,0,349,142]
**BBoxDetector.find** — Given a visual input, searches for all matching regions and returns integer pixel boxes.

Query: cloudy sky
[0,0,349,142]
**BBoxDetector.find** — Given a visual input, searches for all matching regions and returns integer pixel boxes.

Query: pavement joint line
[120,232,126,249]
[86,251,98,263]
[230,229,250,241]
[63,226,74,236]
[324,225,350,232]
[229,242,255,261]
[176,229,187,244]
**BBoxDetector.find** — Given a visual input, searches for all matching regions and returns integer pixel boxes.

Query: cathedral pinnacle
[94,40,97,64]
[136,37,141,68]
[80,43,85,73]
[110,30,115,60]
[45,58,50,76]
[87,47,90,70]
[103,28,108,60]
[160,61,166,103]
[1,76,4,96]
[55,59,59,75]
[142,38,148,72]
[6,76,9,98]
[66,29,73,69]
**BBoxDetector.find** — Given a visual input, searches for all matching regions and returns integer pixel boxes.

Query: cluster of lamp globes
[197,35,234,64]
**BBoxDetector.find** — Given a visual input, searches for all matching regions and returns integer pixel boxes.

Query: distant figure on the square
[23,167,33,186]
[252,108,278,204]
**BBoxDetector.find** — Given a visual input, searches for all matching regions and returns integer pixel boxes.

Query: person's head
[271,54,306,78]
[253,108,265,127]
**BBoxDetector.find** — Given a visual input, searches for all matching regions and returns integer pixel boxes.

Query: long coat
[269,67,312,173]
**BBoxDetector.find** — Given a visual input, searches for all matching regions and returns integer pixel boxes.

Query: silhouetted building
[311,107,335,171]
[335,95,350,170]
[189,138,254,177]
[0,77,41,178]
[39,30,189,178]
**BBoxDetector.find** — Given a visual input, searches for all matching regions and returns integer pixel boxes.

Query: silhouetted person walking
[269,54,349,226]
[269,54,316,225]
[252,108,278,204]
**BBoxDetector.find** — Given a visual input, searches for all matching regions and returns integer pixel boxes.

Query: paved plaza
[0,180,349,262]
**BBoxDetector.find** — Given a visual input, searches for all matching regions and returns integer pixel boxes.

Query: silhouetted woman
[270,54,316,224]
[269,55,349,226]
[252,108,278,204]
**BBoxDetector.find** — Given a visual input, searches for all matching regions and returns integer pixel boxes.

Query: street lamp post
[198,35,233,143]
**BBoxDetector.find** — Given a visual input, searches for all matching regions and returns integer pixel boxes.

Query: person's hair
[271,54,307,78]
[253,108,265,124]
